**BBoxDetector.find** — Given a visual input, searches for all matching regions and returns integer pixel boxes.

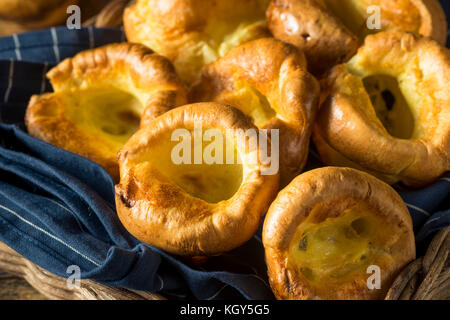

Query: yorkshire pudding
[313,32,450,187]
[263,167,416,300]
[123,0,271,84]
[267,0,447,76]
[190,38,320,185]
[321,0,447,44]
[25,43,187,181]
[0,0,78,36]
[267,0,359,76]
[115,103,279,256]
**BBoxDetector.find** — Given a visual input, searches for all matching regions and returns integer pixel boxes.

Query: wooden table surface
[0,271,47,300]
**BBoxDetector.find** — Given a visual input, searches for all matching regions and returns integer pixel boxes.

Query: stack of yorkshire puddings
[23,0,449,300]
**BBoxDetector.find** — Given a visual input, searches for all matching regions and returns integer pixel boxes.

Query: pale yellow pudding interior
[137,131,244,204]
[63,88,143,152]
[193,0,270,61]
[217,81,276,128]
[288,203,391,285]
[363,75,415,139]
[323,0,422,39]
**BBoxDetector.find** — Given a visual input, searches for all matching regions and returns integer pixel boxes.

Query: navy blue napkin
[0,10,449,300]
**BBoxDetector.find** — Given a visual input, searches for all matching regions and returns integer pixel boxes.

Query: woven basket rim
[0,227,448,300]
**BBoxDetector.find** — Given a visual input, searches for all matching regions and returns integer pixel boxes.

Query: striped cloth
[0,7,449,300]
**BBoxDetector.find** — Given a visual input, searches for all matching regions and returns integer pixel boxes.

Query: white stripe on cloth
[3,60,14,103]
[0,204,100,267]
[40,63,48,93]
[406,203,430,216]
[440,177,450,183]
[12,34,22,61]
[220,252,271,290]
[51,27,61,62]
[164,292,187,299]
[120,27,126,42]
[206,284,228,300]
[423,216,442,226]
[157,274,164,291]
[203,274,278,299]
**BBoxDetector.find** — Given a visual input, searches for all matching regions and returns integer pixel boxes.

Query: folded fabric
[0,22,449,300]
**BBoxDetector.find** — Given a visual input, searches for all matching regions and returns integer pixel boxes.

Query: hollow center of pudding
[323,0,422,38]
[363,75,415,139]
[288,204,384,284]
[64,88,142,151]
[142,130,243,203]
[218,81,276,128]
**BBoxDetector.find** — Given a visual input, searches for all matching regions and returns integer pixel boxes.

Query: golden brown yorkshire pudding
[0,0,78,36]
[25,43,187,181]
[267,0,360,76]
[267,0,447,76]
[263,167,416,300]
[321,0,447,44]
[190,38,320,186]
[313,32,450,187]
[123,0,271,84]
[115,103,279,256]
